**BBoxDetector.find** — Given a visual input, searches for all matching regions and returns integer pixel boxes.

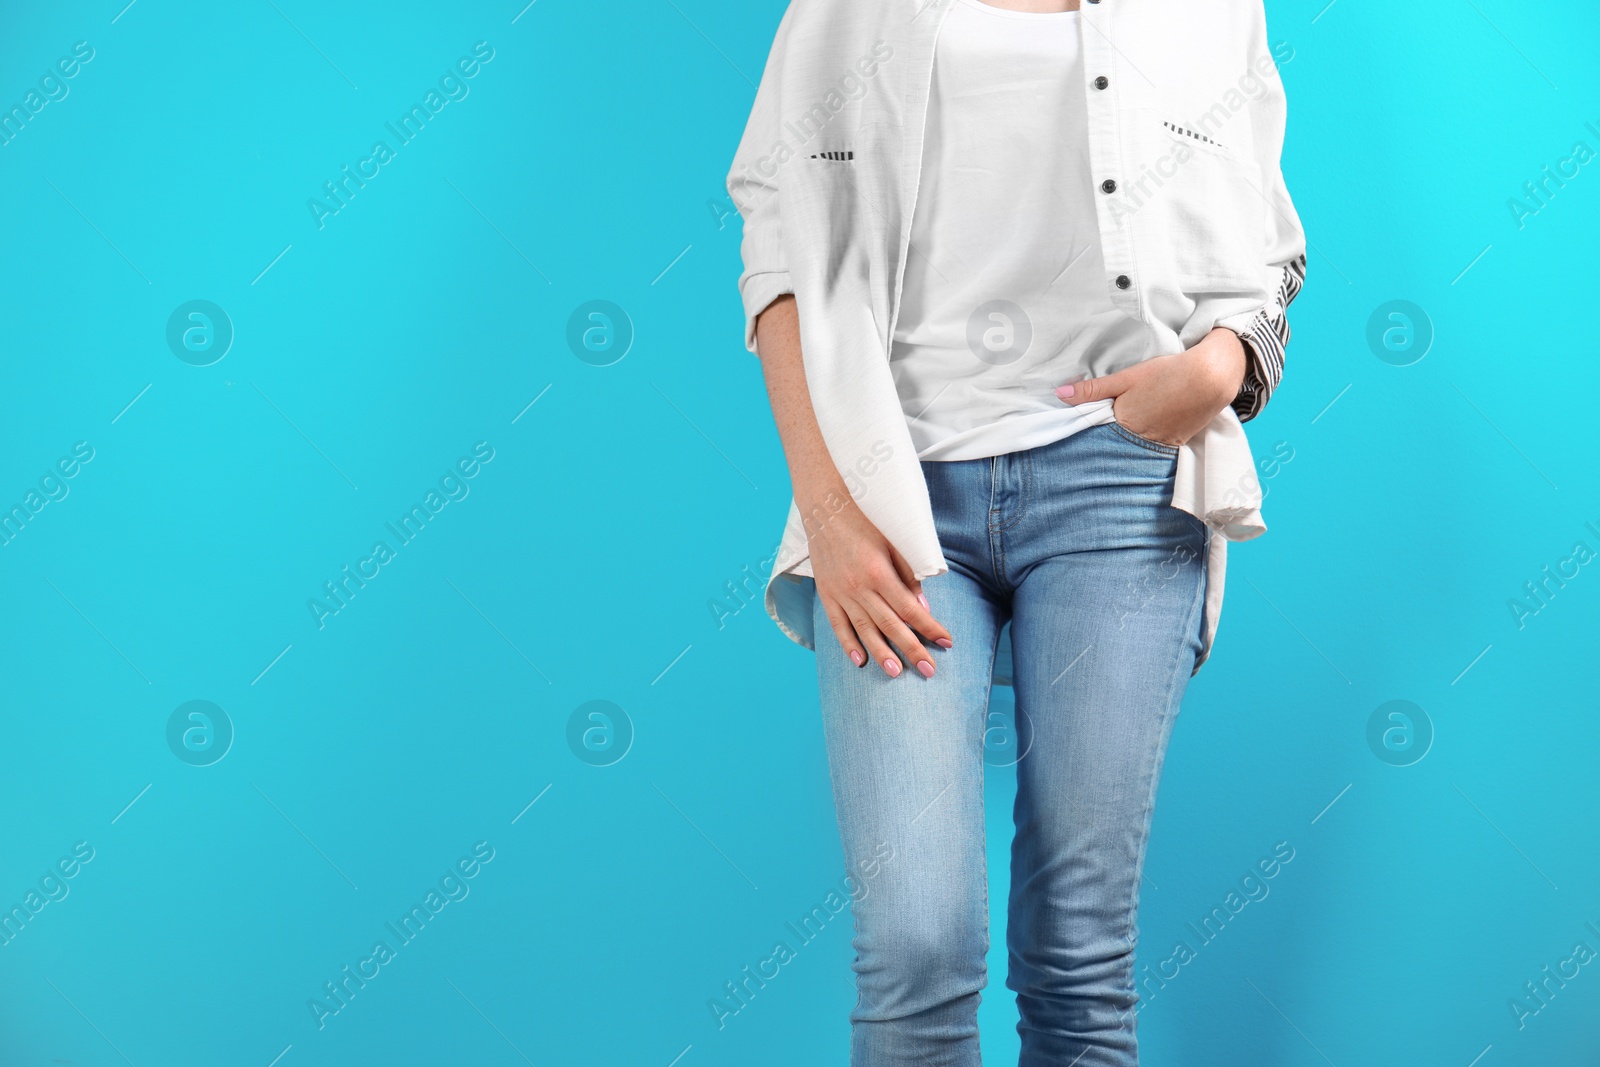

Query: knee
[1009,937,1138,1027]
[854,906,987,1021]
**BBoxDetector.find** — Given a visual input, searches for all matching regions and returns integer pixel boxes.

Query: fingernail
[883,657,902,678]
[849,649,865,667]
[917,593,930,611]
[1055,384,1074,399]
[916,659,935,679]
[935,637,953,649]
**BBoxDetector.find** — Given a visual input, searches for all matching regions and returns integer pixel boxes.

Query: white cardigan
[727,0,1307,679]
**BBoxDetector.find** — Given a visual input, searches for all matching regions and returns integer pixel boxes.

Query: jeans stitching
[1110,422,1180,456]
[993,449,1032,533]
[976,623,1001,986]
[1117,527,1207,1036]
[988,457,1010,592]
[989,452,1031,594]
[991,523,1009,593]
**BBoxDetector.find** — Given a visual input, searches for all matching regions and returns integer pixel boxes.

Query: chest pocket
[784,122,897,260]
[786,144,863,256]
[1124,114,1267,294]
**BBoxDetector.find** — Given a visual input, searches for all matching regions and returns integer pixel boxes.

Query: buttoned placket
[1079,0,1139,312]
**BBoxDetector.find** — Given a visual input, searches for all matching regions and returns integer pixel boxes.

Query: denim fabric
[813,422,1210,1066]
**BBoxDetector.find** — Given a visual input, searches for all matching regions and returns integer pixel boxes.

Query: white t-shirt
[891,0,1153,461]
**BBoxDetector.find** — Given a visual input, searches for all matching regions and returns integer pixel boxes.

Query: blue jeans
[814,422,1210,1067]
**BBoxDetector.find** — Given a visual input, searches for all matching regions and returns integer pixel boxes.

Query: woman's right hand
[804,492,953,678]
[750,294,950,678]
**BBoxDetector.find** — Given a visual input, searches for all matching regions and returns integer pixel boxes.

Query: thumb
[1056,366,1139,406]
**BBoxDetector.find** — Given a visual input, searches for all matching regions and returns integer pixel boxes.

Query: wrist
[1197,328,1248,407]
[795,474,859,539]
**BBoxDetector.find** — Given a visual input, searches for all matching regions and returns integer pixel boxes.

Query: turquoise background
[2,0,1597,1063]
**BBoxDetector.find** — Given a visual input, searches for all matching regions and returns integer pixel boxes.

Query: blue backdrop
[2,1,1597,1064]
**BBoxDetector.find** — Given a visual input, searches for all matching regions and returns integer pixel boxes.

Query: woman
[726,0,1305,1062]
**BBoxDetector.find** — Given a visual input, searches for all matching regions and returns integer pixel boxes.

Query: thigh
[812,567,1004,993]
[813,450,1007,890]
[1003,424,1209,986]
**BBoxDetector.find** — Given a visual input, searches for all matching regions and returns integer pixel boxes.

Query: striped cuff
[1228,254,1307,422]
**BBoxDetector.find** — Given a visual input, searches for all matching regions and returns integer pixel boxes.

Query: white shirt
[727,0,1308,678]
[892,0,1144,461]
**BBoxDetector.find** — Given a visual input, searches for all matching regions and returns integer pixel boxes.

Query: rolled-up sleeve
[726,5,798,356]
[1217,3,1308,422]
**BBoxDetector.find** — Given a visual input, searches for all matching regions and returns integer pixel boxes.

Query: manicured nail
[935,637,953,649]
[883,657,902,678]
[917,593,931,611]
[1055,384,1074,399]
[916,659,935,679]
[849,649,865,667]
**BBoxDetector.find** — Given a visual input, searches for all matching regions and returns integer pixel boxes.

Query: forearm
[751,296,950,675]
[752,295,852,519]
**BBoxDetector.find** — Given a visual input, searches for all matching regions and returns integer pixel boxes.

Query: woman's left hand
[1054,328,1248,447]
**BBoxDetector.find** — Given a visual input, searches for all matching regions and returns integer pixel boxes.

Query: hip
[922,422,1207,590]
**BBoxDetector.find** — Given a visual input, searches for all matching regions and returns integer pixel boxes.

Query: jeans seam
[976,623,1001,987]
[989,453,1030,593]
[993,449,1032,532]
[1119,532,1207,1028]
[987,457,1008,592]
[1110,422,1180,456]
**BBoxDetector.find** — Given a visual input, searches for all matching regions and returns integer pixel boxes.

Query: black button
[1101,179,1117,193]
[1094,76,1109,90]
[1115,275,1131,289]
[1087,0,1100,4]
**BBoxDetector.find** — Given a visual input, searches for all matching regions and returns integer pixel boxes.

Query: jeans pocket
[1109,421,1181,456]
